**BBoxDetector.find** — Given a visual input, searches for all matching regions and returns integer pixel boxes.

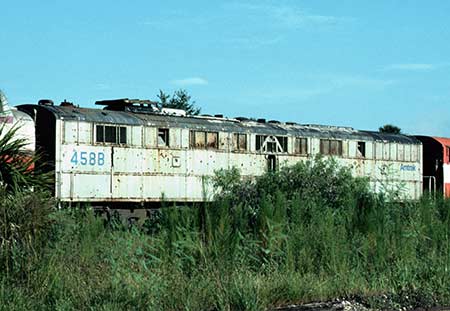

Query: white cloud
[171,77,208,86]
[226,3,346,28]
[383,63,436,71]
[248,74,394,103]
[326,74,395,89]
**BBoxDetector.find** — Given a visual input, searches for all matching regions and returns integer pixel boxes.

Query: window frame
[255,135,288,153]
[157,128,170,147]
[295,137,308,155]
[233,133,247,151]
[95,124,127,145]
[189,130,219,149]
[320,139,343,156]
[357,141,366,158]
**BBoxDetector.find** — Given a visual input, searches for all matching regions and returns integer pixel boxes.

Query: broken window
[295,137,308,155]
[190,130,219,149]
[96,125,127,144]
[194,131,206,148]
[233,133,247,151]
[277,136,288,152]
[266,140,276,152]
[256,135,288,153]
[207,132,218,148]
[158,128,169,147]
[320,139,342,156]
[256,135,266,151]
[357,141,366,158]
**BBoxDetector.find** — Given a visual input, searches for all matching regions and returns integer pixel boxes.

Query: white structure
[18,99,422,218]
[0,90,35,153]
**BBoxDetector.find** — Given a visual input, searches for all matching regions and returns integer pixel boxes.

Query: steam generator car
[17,98,424,220]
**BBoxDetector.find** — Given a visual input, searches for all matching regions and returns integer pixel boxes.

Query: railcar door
[267,154,277,172]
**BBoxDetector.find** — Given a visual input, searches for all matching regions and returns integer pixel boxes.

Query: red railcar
[415,136,450,197]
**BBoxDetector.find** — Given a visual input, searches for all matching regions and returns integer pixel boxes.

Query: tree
[156,89,201,115]
[379,124,401,134]
[0,124,51,191]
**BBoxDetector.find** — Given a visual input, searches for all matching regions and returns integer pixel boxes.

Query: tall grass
[0,157,449,310]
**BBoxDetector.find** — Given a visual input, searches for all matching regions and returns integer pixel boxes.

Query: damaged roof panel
[17,104,421,145]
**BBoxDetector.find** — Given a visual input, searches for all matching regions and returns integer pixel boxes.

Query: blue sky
[1,1,450,136]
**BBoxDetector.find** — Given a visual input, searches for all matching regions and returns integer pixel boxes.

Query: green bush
[0,157,449,310]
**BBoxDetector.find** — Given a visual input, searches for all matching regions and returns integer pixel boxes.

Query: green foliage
[0,188,54,278]
[1,158,449,310]
[157,89,201,115]
[0,124,52,191]
[379,124,402,134]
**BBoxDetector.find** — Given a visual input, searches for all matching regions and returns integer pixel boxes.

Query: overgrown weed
[0,157,449,310]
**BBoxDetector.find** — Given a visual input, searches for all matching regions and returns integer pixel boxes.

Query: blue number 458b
[71,151,104,166]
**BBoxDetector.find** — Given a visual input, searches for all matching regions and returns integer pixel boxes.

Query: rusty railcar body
[18,99,423,216]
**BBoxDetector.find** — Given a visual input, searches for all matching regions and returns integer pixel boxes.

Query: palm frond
[0,123,52,191]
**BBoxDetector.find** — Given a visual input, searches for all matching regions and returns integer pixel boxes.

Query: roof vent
[286,122,297,125]
[268,120,281,124]
[60,99,74,107]
[257,118,266,123]
[214,114,224,118]
[38,99,54,106]
[95,98,160,114]
[235,117,249,121]
[161,108,186,117]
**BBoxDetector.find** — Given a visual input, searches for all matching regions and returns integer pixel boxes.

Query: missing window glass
[357,141,366,157]
[158,128,169,147]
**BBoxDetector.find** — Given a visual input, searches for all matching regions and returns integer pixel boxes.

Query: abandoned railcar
[18,99,423,212]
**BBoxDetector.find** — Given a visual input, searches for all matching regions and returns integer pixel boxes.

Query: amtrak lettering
[400,164,416,171]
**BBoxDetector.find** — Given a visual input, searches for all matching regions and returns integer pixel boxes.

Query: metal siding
[78,122,92,144]
[348,141,357,158]
[33,105,424,203]
[404,144,411,162]
[130,126,142,147]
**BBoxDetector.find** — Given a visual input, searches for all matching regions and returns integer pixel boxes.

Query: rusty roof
[18,104,421,145]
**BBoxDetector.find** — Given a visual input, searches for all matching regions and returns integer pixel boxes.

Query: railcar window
[278,136,288,152]
[105,126,116,143]
[158,128,169,147]
[96,125,104,143]
[120,127,127,144]
[447,147,450,163]
[95,125,127,144]
[295,137,308,155]
[256,135,288,153]
[256,135,266,151]
[193,131,206,148]
[206,132,218,148]
[190,130,219,149]
[233,133,247,151]
[320,139,342,156]
[357,141,366,157]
